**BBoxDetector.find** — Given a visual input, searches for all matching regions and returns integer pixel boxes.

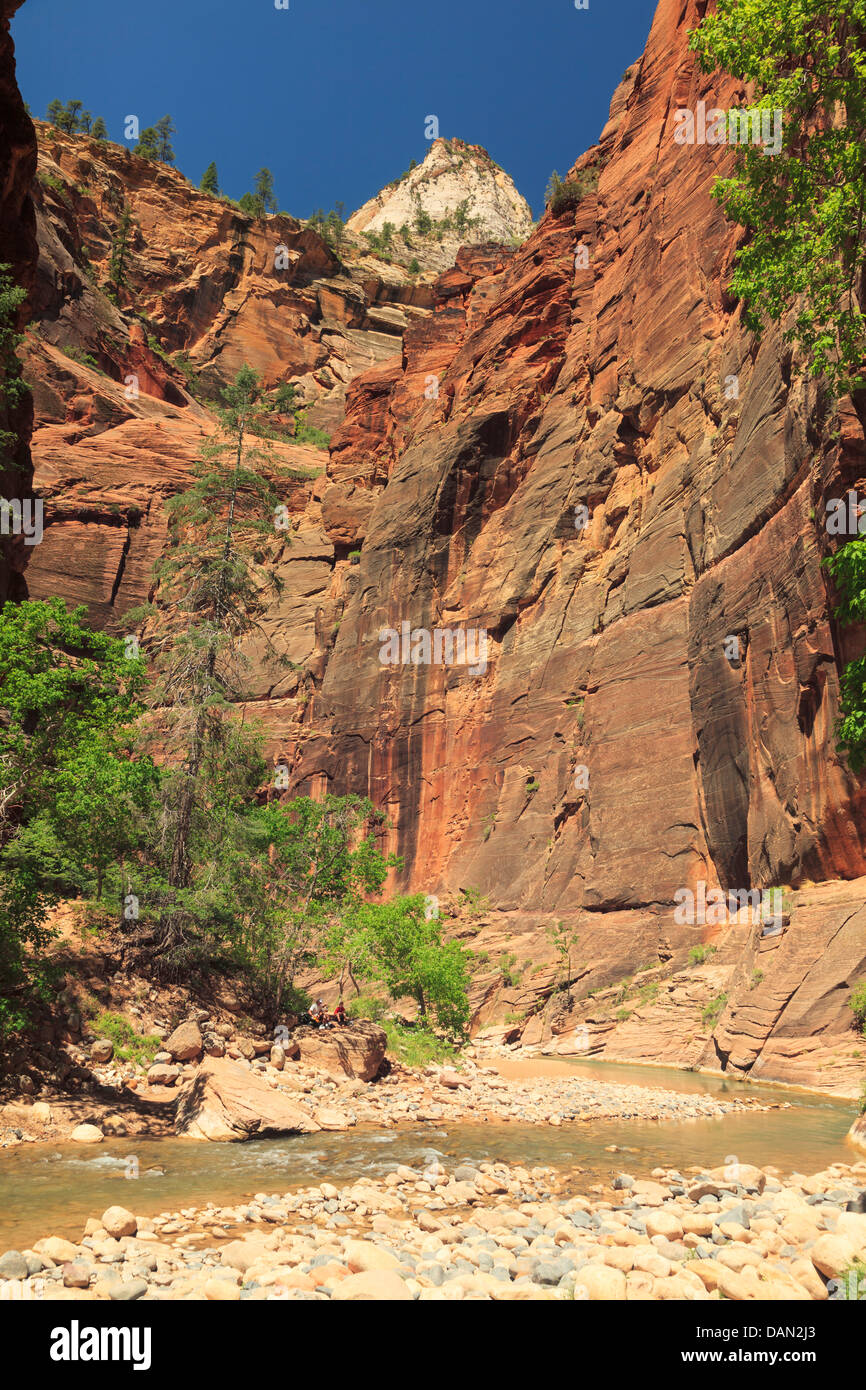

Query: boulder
[146,1063,180,1087]
[69,1124,103,1144]
[174,1055,320,1141]
[90,1039,113,1064]
[101,1206,137,1239]
[164,1020,203,1063]
[219,1238,273,1273]
[294,1021,386,1081]
[574,1265,627,1300]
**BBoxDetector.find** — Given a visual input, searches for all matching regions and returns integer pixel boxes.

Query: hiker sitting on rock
[333,1001,347,1027]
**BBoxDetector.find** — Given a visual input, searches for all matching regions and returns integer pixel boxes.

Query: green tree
[236,794,398,1018]
[546,918,580,992]
[253,167,277,215]
[0,599,149,1034]
[45,99,64,127]
[79,110,93,135]
[691,0,866,398]
[0,598,147,844]
[0,262,27,439]
[91,116,108,141]
[132,366,284,969]
[57,100,83,133]
[355,895,471,1034]
[154,115,176,164]
[200,161,219,195]
[108,204,133,297]
[134,127,160,160]
[825,538,866,766]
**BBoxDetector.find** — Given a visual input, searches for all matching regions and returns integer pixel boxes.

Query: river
[0,1057,857,1250]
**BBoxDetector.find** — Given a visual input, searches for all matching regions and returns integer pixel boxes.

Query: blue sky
[14,0,656,219]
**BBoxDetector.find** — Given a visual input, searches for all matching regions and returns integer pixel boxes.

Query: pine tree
[58,100,83,133]
[108,204,133,297]
[79,110,93,134]
[134,127,160,160]
[91,117,108,141]
[45,99,64,127]
[154,115,176,164]
[253,167,277,215]
[200,161,219,195]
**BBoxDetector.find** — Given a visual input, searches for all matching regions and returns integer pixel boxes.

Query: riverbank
[0,1045,776,1152]
[3,1154,864,1301]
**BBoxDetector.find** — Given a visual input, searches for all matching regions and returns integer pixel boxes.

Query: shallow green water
[0,1059,857,1251]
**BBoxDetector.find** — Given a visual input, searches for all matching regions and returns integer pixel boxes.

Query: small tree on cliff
[200,161,219,195]
[154,115,176,164]
[108,204,133,299]
[91,117,108,141]
[132,366,285,972]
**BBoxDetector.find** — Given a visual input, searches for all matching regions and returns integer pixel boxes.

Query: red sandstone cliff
[0,0,36,602]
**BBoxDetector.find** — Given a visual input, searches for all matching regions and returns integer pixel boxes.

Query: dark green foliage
[46,100,107,137]
[690,0,866,398]
[0,599,152,1035]
[135,117,175,164]
[200,161,219,195]
[108,204,133,296]
[545,167,599,215]
[825,538,866,767]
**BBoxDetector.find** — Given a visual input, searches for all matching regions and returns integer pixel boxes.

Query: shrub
[701,992,728,1030]
[346,993,386,1022]
[546,167,599,216]
[689,944,717,966]
[850,980,866,1035]
[383,1019,456,1068]
[92,1012,161,1066]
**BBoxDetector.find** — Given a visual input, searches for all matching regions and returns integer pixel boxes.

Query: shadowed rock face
[293,0,866,912]
[0,0,37,603]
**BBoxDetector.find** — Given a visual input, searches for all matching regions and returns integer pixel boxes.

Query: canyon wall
[295,0,866,911]
[0,0,36,602]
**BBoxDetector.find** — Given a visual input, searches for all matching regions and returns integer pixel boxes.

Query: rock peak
[346,136,533,273]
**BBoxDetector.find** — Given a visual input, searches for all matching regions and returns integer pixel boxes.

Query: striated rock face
[295,0,866,914]
[347,137,533,273]
[0,0,37,603]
